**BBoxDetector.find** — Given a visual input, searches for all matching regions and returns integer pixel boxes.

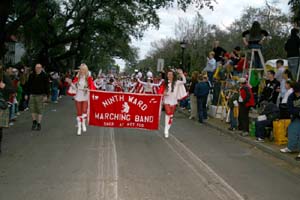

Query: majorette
[162,68,187,138]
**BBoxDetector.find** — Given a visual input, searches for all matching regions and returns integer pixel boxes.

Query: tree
[137,2,291,74]
[0,0,216,71]
[288,0,300,26]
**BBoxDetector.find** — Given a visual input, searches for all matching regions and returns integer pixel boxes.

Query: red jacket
[72,76,96,90]
[236,58,248,72]
[240,85,255,108]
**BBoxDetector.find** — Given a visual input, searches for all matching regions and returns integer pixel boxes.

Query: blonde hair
[79,63,89,77]
[209,51,215,57]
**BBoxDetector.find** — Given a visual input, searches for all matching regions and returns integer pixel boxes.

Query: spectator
[230,46,241,66]
[188,71,199,120]
[242,21,269,68]
[235,53,248,76]
[284,28,300,81]
[50,72,60,103]
[213,41,226,63]
[280,82,300,161]
[260,70,280,104]
[255,102,280,142]
[281,80,294,104]
[25,64,50,131]
[275,59,285,82]
[0,64,16,154]
[280,80,294,119]
[280,70,293,102]
[203,51,217,83]
[227,86,239,131]
[194,74,210,123]
[238,77,255,136]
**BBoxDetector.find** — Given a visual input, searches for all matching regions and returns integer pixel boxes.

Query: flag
[89,91,163,130]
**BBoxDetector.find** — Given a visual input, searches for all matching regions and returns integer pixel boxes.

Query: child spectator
[203,51,217,84]
[227,86,239,131]
[194,74,210,123]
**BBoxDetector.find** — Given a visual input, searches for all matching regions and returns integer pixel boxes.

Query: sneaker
[32,120,37,130]
[24,107,29,111]
[256,138,265,143]
[189,116,194,120]
[280,147,292,153]
[36,123,41,131]
[9,122,14,126]
[295,154,300,161]
[53,101,58,104]
[241,132,249,137]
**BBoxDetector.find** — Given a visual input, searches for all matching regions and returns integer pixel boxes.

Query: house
[4,35,25,65]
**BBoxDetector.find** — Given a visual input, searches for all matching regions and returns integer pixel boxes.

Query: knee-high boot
[77,116,82,136]
[82,114,87,132]
[164,115,171,138]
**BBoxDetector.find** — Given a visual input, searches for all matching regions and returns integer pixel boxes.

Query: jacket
[261,103,280,121]
[194,82,210,97]
[0,74,16,101]
[25,71,50,96]
[239,85,255,108]
[287,93,300,121]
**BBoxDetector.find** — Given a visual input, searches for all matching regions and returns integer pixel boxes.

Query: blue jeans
[288,57,300,81]
[249,44,263,68]
[197,96,208,123]
[9,103,15,120]
[287,118,300,151]
[255,119,272,139]
[229,109,238,128]
[207,71,214,84]
[51,87,59,102]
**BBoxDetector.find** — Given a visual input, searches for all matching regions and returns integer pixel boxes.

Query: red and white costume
[72,76,95,135]
[137,78,163,94]
[163,75,187,138]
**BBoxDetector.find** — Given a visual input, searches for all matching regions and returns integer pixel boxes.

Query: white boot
[82,114,87,132]
[77,117,82,136]
[164,115,170,138]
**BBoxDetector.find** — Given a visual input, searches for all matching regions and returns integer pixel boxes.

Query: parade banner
[88,91,163,130]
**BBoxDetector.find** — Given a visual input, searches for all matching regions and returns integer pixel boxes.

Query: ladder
[243,48,267,83]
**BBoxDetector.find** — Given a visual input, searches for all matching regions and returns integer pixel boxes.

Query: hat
[238,77,247,84]
[146,71,153,80]
[293,82,300,93]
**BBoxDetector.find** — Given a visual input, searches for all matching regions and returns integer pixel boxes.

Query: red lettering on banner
[89,91,162,130]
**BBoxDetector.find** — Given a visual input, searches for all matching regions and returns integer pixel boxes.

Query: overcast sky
[116,0,289,68]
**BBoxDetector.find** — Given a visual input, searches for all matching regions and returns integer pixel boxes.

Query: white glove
[238,96,243,102]
[233,100,239,107]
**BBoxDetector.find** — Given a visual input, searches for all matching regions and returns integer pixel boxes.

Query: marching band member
[66,64,95,136]
[94,74,105,90]
[163,68,187,138]
[137,71,163,94]
[131,72,144,93]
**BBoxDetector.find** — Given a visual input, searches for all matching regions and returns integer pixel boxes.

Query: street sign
[157,58,164,72]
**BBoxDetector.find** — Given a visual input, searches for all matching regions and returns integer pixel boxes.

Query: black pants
[238,104,250,132]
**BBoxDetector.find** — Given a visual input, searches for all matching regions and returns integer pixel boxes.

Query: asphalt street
[0,97,300,200]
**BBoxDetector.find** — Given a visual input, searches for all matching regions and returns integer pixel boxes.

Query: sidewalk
[178,108,300,167]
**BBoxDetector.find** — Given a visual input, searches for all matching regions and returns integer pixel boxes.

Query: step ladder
[243,48,267,83]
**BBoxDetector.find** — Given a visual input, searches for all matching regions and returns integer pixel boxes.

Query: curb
[178,109,300,167]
